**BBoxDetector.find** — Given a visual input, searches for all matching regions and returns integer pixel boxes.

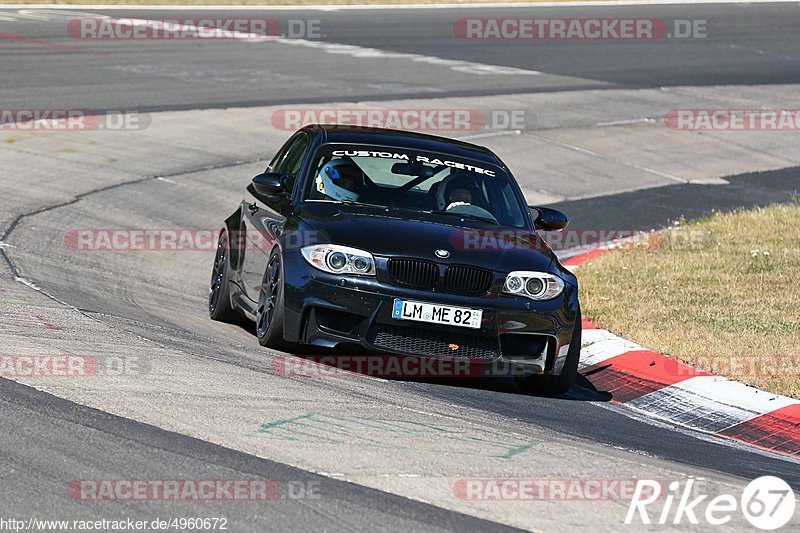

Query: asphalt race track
[1,3,800,111]
[1,2,799,531]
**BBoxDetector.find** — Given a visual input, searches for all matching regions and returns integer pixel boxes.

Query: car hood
[298,202,554,272]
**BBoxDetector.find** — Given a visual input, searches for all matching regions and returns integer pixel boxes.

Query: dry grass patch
[578,202,800,398]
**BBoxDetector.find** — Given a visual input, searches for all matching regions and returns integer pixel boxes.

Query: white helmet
[315,159,363,202]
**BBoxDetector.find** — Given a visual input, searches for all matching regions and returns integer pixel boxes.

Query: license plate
[391,299,482,329]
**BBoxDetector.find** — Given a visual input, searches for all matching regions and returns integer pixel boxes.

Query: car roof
[301,124,506,169]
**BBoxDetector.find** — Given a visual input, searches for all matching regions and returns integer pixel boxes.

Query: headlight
[503,271,564,300]
[301,244,376,276]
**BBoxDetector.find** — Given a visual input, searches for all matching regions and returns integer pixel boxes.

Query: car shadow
[267,343,613,402]
[228,314,613,401]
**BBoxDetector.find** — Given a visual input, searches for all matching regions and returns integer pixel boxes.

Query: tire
[208,229,240,323]
[255,251,294,351]
[516,310,582,396]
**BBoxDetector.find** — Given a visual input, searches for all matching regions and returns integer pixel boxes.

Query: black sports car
[209,125,581,394]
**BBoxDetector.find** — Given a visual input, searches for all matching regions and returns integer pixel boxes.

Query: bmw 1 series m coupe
[209,125,581,394]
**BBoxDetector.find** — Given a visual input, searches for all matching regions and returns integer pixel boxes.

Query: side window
[272,133,310,179]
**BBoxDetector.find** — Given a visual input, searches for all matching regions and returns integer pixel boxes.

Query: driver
[445,187,474,210]
[436,174,499,224]
[315,159,365,202]
[443,178,483,211]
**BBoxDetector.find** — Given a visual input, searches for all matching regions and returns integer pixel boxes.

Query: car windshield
[303,144,528,228]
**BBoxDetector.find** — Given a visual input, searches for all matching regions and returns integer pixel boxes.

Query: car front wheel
[256,251,293,351]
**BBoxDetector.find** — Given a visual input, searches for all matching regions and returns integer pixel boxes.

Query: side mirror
[252,173,288,197]
[530,206,569,231]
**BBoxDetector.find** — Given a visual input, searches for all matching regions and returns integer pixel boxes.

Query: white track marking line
[0,8,108,20]
[459,129,522,140]
[82,17,540,76]
[596,117,656,127]
[529,132,689,184]
[273,37,540,76]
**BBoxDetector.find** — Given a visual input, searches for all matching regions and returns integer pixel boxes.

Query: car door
[240,132,311,303]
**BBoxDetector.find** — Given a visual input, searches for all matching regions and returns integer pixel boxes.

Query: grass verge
[577,201,800,398]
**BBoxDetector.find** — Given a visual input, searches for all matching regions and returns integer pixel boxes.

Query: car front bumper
[281,252,580,376]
